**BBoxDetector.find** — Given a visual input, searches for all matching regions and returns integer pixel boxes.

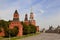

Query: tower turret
[24,14,29,25]
[29,12,36,26]
[9,10,23,36]
[30,12,34,20]
[13,10,19,21]
[24,14,28,21]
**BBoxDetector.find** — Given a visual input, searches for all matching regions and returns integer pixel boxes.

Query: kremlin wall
[0,10,39,37]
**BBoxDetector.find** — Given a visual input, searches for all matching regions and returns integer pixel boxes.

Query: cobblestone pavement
[19,33,60,40]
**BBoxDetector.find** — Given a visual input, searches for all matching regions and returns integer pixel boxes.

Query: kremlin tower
[29,12,36,26]
[9,10,23,36]
[24,14,29,25]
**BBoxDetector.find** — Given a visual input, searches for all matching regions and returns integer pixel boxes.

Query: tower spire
[24,13,29,25]
[24,14,28,21]
[14,10,18,14]
[30,6,33,12]
[30,7,34,20]
[13,10,19,21]
[31,6,32,12]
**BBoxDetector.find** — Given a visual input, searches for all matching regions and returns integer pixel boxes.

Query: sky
[0,0,60,30]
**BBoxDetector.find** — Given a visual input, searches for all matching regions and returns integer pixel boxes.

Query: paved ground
[19,33,60,40]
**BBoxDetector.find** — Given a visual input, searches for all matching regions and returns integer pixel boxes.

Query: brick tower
[29,12,36,26]
[29,12,39,32]
[24,14,29,25]
[9,10,23,36]
[13,10,19,21]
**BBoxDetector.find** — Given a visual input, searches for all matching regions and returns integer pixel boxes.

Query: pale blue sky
[0,0,60,30]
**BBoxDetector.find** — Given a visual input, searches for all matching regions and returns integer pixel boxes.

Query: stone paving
[0,33,60,40]
[19,33,60,40]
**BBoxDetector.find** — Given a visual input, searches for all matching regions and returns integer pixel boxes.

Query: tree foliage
[22,22,36,35]
[29,24,36,33]
[9,26,19,37]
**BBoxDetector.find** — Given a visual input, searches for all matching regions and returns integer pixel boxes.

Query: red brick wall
[0,28,5,37]
[24,21,29,25]
[30,20,36,26]
[9,21,23,36]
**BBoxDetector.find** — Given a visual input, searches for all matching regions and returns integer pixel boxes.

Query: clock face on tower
[14,14,18,18]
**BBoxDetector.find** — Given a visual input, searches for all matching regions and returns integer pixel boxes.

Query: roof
[14,10,18,14]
